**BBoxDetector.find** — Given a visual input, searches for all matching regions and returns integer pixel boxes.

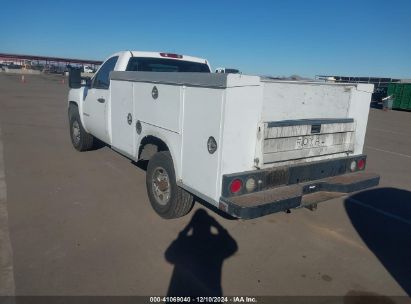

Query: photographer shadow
[165,209,238,297]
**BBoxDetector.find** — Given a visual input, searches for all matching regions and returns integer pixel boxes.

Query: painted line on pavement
[366,146,411,159]
[369,127,409,137]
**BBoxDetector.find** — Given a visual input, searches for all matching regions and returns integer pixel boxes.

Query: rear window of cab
[126,57,210,73]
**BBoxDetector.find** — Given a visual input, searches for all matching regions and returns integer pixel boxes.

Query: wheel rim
[72,120,81,145]
[152,166,171,205]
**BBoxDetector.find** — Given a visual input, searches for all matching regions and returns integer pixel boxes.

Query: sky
[1,0,411,78]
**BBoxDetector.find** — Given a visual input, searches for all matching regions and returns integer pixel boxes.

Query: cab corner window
[93,56,118,89]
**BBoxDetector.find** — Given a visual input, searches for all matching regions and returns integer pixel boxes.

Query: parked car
[83,65,94,73]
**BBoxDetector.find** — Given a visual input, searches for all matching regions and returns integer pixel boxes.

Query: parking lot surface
[0,73,410,297]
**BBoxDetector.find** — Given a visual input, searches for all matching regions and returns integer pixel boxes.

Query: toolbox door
[181,87,224,202]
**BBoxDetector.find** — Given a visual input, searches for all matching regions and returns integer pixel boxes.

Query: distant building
[0,52,102,74]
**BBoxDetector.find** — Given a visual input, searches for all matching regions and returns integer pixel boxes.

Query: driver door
[83,56,118,143]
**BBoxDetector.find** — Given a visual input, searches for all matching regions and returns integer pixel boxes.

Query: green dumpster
[387,83,411,110]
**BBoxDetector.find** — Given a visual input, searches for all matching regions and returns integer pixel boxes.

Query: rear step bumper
[219,172,380,219]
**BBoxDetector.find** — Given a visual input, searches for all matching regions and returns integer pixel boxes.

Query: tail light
[350,160,357,172]
[230,179,243,194]
[245,178,256,192]
[160,53,183,59]
[357,158,366,170]
[350,158,366,172]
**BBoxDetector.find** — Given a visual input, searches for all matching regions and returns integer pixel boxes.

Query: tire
[146,151,194,219]
[68,105,94,151]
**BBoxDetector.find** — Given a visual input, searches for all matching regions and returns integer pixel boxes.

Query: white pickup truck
[67,51,379,219]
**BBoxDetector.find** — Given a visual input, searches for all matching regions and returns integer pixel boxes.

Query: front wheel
[146,151,194,219]
[68,105,94,151]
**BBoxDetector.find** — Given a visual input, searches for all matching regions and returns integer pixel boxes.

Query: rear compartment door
[260,119,355,164]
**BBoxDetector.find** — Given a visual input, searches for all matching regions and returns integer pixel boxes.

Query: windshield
[126,57,210,73]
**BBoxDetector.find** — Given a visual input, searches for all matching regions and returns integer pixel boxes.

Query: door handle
[97,98,105,103]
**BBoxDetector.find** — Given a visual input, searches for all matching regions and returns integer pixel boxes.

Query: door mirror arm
[81,77,92,88]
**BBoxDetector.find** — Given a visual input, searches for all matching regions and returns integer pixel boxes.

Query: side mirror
[68,67,82,89]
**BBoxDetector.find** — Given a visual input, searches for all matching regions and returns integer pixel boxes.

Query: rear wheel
[146,151,194,219]
[68,105,94,151]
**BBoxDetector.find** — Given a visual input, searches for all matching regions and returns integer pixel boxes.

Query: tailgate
[257,118,355,165]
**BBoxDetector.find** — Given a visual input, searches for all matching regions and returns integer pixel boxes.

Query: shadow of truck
[344,187,411,295]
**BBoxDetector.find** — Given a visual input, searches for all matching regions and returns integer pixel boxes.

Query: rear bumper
[219,171,380,219]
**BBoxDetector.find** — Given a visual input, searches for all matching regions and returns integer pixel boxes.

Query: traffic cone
[21,75,25,83]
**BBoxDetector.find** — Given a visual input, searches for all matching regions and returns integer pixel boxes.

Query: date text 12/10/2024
[149,296,258,303]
